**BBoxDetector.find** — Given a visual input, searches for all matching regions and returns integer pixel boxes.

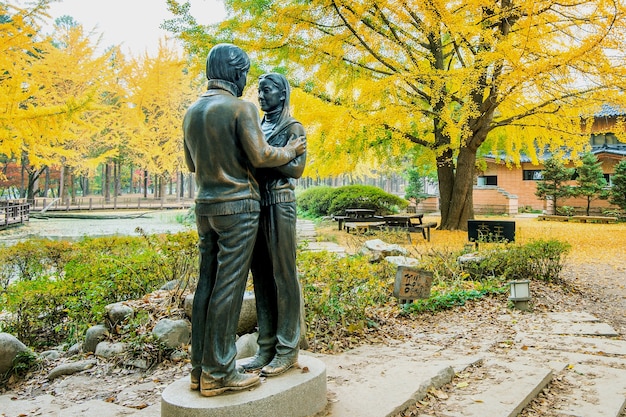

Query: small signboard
[393,266,434,300]
[467,220,515,243]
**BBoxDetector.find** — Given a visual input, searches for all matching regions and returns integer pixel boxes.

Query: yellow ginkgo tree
[123,40,199,199]
[1,3,120,201]
[167,0,626,229]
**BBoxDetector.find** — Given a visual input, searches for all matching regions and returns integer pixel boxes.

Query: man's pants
[191,211,259,380]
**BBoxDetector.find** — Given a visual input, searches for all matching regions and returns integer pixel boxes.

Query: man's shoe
[239,353,273,372]
[200,371,260,397]
[261,354,298,377]
[190,368,201,390]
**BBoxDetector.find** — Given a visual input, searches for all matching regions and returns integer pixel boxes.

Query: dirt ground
[1,215,625,416]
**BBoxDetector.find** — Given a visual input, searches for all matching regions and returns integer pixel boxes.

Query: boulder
[361,239,408,262]
[184,292,257,335]
[235,332,259,360]
[385,256,419,267]
[95,341,127,358]
[48,359,97,380]
[0,333,31,374]
[84,324,109,354]
[152,319,190,349]
[105,302,134,325]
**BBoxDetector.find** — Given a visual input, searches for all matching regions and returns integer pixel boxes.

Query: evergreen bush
[297,184,408,217]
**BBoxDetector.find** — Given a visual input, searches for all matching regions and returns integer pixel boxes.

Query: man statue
[183,44,306,397]
[240,73,306,376]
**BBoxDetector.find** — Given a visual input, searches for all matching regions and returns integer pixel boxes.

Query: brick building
[475,106,626,215]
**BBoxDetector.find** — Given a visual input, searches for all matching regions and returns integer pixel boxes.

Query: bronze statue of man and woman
[183,43,307,397]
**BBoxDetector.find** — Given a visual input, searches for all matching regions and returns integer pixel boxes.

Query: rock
[40,350,62,361]
[385,256,419,267]
[124,358,149,369]
[184,292,257,335]
[65,342,82,356]
[238,292,257,334]
[170,350,188,362]
[105,302,134,325]
[47,359,97,381]
[458,253,484,264]
[84,325,109,354]
[95,341,127,358]
[361,239,408,262]
[183,293,194,318]
[0,333,32,374]
[152,319,190,349]
[235,332,259,359]
[160,280,180,290]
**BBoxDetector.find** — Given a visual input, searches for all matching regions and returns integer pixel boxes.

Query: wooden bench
[370,221,437,243]
[332,215,350,230]
[411,222,437,242]
[538,215,569,222]
[570,215,618,224]
[344,221,385,234]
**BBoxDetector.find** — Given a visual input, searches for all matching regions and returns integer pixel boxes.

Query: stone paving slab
[547,322,619,337]
[313,342,482,417]
[516,333,626,357]
[557,363,626,417]
[434,359,557,417]
[0,394,61,417]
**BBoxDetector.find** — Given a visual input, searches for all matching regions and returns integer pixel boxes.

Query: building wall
[478,155,622,214]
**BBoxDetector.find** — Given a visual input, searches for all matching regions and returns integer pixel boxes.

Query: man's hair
[206,43,250,83]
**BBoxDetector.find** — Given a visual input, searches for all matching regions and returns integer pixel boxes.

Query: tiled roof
[484,144,626,163]
[594,104,626,118]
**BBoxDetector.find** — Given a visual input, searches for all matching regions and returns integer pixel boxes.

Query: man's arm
[183,140,196,173]
[273,128,307,179]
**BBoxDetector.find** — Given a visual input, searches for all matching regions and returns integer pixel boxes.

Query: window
[591,133,619,145]
[523,170,543,180]
[477,175,497,186]
[604,174,612,186]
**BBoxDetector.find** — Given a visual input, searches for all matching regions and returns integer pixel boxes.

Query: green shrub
[296,186,336,217]
[402,238,570,315]
[297,250,395,351]
[0,233,199,347]
[297,185,408,217]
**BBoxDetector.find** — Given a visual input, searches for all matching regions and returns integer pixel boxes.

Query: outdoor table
[345,208,376,219]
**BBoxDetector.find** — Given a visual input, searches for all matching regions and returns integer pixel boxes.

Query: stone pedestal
[161,354,327,417]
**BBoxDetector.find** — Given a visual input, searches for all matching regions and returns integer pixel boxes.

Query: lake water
[0,209,194,246]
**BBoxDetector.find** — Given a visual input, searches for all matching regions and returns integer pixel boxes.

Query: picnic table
[345,208,376,218]
[341,211,437,242]
[333,208,377,230]
[374,213,437,242]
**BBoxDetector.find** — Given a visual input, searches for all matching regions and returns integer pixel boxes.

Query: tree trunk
[44,167,50,197]
[114,160,121,197]
[439,147,476,230]
[59,165,65,202]
[104,163,111,202]
[143,170,149,198]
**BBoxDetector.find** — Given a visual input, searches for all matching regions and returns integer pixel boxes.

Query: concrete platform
[161,354,326,417]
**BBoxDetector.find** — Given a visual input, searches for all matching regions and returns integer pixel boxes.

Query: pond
[0,209,194,247]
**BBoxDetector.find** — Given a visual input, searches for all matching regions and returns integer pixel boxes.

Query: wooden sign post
[393,266,434,304]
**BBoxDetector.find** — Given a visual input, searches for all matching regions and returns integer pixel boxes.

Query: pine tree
[535,157,575,215]
[574,153,608,216]
[404,168,427,204]
[609,160,626,213]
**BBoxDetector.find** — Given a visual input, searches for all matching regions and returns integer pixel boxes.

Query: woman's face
[258,78,285,113]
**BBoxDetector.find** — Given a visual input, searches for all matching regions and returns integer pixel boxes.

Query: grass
[314,215,626,267]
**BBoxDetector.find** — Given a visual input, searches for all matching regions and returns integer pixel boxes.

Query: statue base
[161,354,327,417]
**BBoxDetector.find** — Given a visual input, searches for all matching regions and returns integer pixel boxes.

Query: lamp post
[508,280,531,311]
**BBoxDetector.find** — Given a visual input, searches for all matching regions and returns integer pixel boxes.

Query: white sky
[40,0,227,55]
